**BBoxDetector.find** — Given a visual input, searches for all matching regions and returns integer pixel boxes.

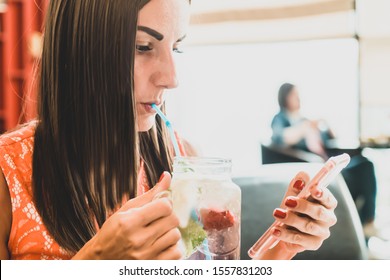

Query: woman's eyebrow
[137,26,164,41]
[177,34,186,42]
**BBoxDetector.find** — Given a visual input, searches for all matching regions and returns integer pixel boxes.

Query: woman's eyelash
[135,45,183,54]
[173,47,183,54]
[136,45,152,52]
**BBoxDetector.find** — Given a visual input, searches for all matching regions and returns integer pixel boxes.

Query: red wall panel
[1,0,47,133]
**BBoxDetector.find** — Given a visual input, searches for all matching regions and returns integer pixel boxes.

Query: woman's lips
[141,103,159,113]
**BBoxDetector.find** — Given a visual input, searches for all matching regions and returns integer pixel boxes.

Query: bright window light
[166,38,359,175]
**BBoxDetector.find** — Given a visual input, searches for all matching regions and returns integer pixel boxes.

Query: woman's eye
[173,47,183,54]
[136,45,152,52]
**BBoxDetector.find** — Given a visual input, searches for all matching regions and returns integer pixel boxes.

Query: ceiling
[190,0,354,23]
[186,0,356,45]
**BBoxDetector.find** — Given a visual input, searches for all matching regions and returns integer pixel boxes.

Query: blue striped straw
[151,104,182,158]
[152,104,210,258]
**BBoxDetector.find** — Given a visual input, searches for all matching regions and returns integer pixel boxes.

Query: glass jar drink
[170,157,241,260]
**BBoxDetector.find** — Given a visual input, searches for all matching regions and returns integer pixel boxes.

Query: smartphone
[247,153,351,259]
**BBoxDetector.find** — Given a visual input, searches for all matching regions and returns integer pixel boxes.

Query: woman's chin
[137,117,155,132]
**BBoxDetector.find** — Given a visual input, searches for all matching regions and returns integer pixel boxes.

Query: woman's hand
[73,172,182,260]
[258,172,337,259]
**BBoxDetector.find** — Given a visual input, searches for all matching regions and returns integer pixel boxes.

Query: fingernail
[314,189,323,198]
[285,198,298,208]
[272,229,281,237]
[274,209,287,219]
[158,172,165,183]
[293,180,305,191]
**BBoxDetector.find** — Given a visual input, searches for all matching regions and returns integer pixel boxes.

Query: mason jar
[170,157,241,260]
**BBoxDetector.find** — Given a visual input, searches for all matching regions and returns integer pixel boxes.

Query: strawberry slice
[200,209,235,231]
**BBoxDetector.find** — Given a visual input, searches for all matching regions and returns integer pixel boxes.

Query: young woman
[0,1,337,260]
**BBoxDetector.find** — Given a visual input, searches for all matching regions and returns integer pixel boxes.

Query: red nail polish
[285,198,298,208]
[274,209,287,219]
[272,229,281,237]
[293,180,305,191]
[158,172,165,183]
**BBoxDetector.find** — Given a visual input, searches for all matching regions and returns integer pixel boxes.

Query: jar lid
[173,157,232,175]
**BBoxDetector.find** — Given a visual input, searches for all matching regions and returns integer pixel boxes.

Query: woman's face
[134,0,190,131]
[286,87,301,112]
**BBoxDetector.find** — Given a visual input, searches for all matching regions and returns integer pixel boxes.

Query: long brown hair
[33,0,173,253]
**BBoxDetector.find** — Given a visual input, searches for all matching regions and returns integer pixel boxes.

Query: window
[166,39,359,175]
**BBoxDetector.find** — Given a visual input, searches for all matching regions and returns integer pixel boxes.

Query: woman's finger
[146,212,180,242]
[156,243,183,260]
[273,208,331,238]
[151,227,182,254]
[281,172,310,207]
[119,197,173,227]
[310,187,338,210]
[119,171,172,212]
[283,196,337,225]
[272,226,324,251]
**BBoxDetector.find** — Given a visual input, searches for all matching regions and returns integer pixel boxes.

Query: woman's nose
[154,52,178,89]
